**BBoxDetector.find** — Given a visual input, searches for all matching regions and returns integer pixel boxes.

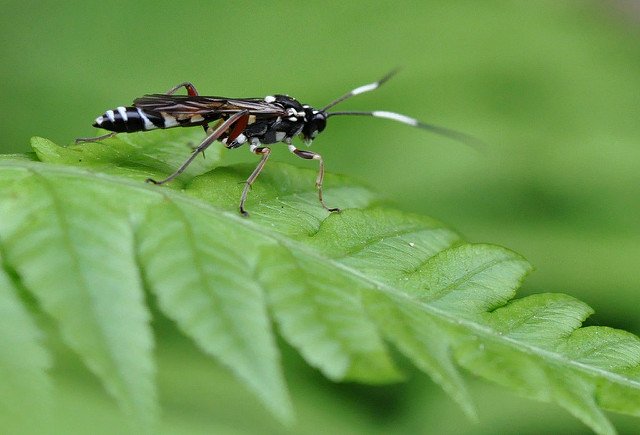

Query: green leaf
[0,132,639,435]
[136,199,293,423]
[0,257,52,430]
[260,245,402,385]
[0,164,157,428]
[31,129,223,185]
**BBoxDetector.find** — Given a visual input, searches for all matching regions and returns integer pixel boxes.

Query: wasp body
[78,72,478,216]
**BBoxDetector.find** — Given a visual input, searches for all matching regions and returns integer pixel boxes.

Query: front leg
[288,144,340,213]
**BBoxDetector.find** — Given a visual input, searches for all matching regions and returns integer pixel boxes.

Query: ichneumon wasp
[77,70,480,216]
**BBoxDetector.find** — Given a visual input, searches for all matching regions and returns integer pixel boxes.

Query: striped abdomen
[93,106,207,133]
[93,106,165,133]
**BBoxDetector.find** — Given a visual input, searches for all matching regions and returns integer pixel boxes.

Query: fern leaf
[0,132,639,435]
[136,200,293,422]
[0,164,158,428]
[0,258,52,430]
[260,246,403,384]
[32,130,222,184]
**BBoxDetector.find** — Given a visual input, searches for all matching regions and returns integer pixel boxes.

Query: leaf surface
[0,259,52,430]
[0,133,639,434]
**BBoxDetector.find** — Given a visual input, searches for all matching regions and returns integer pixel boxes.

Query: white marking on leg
[351,82,378,95]
[137,108,156,130]
[372,111,419,126]
[235,133,247,144]
[249,143,258,152]
[288,144,297,153]
[105,110,116,123]
[116,106,128,122]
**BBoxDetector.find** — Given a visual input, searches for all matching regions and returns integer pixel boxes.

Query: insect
[77,70,479,216]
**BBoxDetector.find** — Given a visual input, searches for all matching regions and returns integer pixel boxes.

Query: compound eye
[314,113,327,133]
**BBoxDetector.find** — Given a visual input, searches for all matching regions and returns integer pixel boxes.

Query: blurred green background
[2,0,640,433]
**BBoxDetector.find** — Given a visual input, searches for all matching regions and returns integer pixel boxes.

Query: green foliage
[0,132,639,434]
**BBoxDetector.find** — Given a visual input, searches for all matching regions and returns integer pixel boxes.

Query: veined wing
[133,94,286,115]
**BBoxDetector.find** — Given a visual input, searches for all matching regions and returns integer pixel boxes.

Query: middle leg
[239,144,272,216]
[288,144,340,213]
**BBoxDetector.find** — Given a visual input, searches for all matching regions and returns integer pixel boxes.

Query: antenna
[321,68,400,112]
[327,110,486,151]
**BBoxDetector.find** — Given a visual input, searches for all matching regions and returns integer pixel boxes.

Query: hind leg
[75,132,118,144]
[146,110,249,186]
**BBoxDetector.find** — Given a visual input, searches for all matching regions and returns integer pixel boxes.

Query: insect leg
[165,82,200,96]
[146,110,249,186]
[239,144,271,217]
[164,82,212,135]
[288,145,340,213]
[75,132,118,144]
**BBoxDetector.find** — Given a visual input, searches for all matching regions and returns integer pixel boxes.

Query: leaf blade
[0,257,52,430]
[1,131,640,435]
[136,199,293,422]
[0,165,157,428]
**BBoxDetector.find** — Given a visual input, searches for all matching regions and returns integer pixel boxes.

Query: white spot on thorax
[116,106,128,122]
[235,133,247,144]
[275,132,286,142]
[105,110,116,123]
[264,95,276,103]
[190,114,205,123]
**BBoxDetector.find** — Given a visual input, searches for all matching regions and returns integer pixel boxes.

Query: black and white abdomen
[93,106,166,133]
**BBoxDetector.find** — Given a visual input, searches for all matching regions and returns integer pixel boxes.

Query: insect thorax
[232,95,323,146]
